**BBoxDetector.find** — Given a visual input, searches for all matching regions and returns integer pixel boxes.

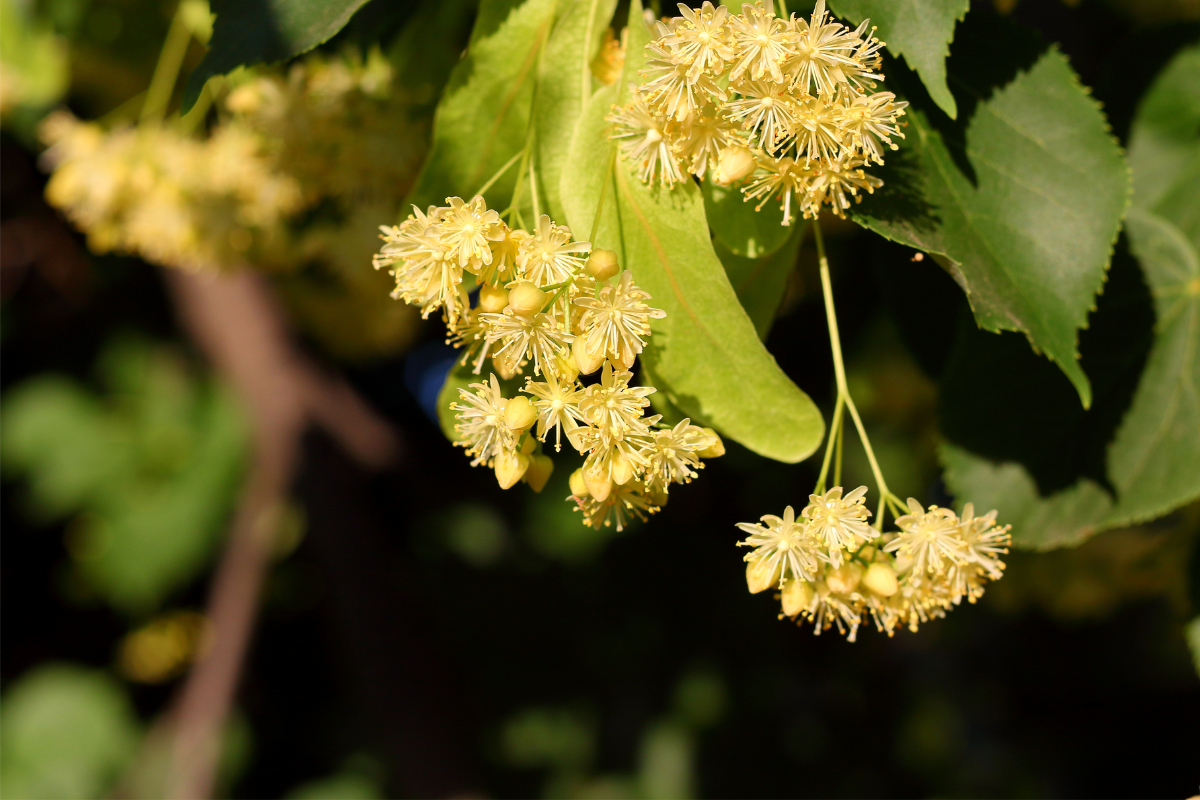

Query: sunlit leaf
[851,19,1129,407]
[828,0,969,119]
[533,0,619,222]
[560,0,823,463]
[941,43,1200,549]
[715,223,804,339]
[406,0,558,212]
[703,180,793,259]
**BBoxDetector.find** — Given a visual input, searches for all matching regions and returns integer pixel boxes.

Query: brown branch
[155,268,399,799]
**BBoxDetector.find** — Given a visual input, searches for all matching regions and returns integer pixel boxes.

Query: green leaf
[850,19,1130,407]
[0,337,248,613]
[406,0,559,212]
[714,222,804,339]
[533,0,619,222]
[702,180,793,258]
[940,43,1200,549]
[0,664,140,800]
[182,0,372,112]
[559,0,823,463]
[828,0,968,119]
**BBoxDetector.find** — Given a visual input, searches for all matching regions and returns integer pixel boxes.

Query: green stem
[812,219,890,506]
[140,3,193,126]
[179,79,215,135]
[474,148,525,199]
[815,395,844,494]
[834,409,844,488]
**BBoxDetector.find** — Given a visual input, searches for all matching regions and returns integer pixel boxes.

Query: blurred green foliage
[1,335,247,615]
[0,664,140,799]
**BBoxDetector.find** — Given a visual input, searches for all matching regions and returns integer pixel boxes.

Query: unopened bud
[826,563,863,594]
[520,435,537,455]
[583,463,613,502]
[494,450,530,489]
[611,451,635,485]
[553,350,580,383]
[648,488,669,507]
[585,249,620,281]
[697,428,725,459]
[504,395,537,431]
[507,282,546,316]
[746,559,781,594]
[479,284,509,313]
[572,334,605,375]
[712,145,756,186]
[569,467,588,497]
[781,578,814,617]
[524,454,554,492]
[863,561,898,597]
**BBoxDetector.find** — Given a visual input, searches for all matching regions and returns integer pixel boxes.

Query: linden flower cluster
[609,0,907,224]
[39,111,304,270]
[373,196,725,530]
[737,490,1011,641]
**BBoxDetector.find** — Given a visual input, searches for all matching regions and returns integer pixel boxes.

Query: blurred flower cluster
[611,0,907,223]
[38,48,426,359]
[739,491,1011,640]
[375,195,725,530]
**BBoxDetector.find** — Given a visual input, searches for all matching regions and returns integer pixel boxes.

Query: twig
[157,268,399,799]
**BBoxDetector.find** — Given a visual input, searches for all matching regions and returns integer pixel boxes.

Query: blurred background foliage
[2,0,1200,797]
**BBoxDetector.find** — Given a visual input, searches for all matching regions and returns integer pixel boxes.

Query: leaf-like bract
[559,0,823,463]
[406,0,558,212]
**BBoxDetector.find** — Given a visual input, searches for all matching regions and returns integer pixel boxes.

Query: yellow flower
[516,214,590,286]
[440,195,502,271]
[479,310,573,377]
[727,3,790,85]
[609,93,685,187]
[736,505,824,588]
[884,499,966,578]
[451,374,516,467]
[573,271,666,370]
[523,370,586,452]
[802,485,874,566]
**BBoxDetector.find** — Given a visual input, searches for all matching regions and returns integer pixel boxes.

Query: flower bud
[863,561,898,597]
[712,145,756,186]
[583,463,612,502]
[746,559,781,594]
[585,249,620,281]
[572,334,605,375]
[697,428,725,459]
[520,435,537,455]
[780,578,814,617]
[523,454,554,492]
[826,563,863,594]
[553,350,580,383]
[504,395,537,431]
[494,450,530,490]
[479,284,509,313]
[611,451,635,485]
[507,282,546,316]
[569,467,588,497]
[648,488,669,508]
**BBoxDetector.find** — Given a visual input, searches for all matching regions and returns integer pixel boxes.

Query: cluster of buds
[373,196,726,530]
[737,489,1011,640]
[609,1,907,224]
